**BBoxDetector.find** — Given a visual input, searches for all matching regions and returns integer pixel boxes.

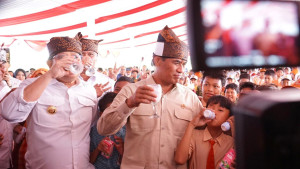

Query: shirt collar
[145,75,156,85]
[203,127,213,142]
[79,73,96,83]
[145,75,178,92]
[50,77,82,87]
[203,127,227,146]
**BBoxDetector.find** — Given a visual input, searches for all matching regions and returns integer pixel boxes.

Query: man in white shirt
[0,48,21,88]
[1,36,98,169]
[76,32,115,98]
[0,57,13,169]
[0,114,13,169]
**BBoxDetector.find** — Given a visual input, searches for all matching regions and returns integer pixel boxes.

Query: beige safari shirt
[98,76,203,169]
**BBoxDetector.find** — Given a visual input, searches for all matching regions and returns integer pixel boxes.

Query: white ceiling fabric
[0,0,189,70]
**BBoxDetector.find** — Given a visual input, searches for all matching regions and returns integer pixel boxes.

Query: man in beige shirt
[98,26,203,169]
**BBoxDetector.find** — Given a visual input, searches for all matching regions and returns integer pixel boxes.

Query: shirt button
[160,161,163,164]
[161,127,165,130]
[161,145,164,147]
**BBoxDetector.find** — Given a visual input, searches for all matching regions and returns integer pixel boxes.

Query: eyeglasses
[54,53,82,60]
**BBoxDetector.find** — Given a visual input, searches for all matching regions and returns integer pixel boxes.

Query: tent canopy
[0,0,188,70]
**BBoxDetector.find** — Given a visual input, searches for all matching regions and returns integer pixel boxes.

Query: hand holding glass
[85,65,95,76]
[147,84,162,118]
[82,56,96,76]
[53,54,83,75]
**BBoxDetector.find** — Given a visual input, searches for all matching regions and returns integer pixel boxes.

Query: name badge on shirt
[47,105,57,114]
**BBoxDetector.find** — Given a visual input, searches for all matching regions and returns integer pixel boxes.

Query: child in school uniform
[175,95,234,169]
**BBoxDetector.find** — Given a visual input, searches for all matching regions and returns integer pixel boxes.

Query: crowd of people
[0,25,299,169]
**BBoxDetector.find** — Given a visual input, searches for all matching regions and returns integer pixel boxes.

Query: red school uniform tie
[206,139,216,169]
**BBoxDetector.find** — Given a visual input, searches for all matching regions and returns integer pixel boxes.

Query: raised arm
[23,56,74,102]
[97,84,156,135]
[0,55,75,122]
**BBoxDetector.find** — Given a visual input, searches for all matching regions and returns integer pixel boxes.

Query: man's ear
[47,60,53,68]
[153,56,160,67]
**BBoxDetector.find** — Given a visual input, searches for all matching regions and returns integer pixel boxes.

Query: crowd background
[2,60,300,169]
[1,31,300,168]
[8,65,300,91]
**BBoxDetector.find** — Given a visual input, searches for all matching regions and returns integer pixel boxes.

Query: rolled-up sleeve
[97,84,136,136]
[0,79,37,123]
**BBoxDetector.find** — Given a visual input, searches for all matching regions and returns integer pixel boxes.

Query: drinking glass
[85,65,96,76]
[83,56,96,76]
[147,84,162,118]
[69,62,83,75]
[53,53,83,75]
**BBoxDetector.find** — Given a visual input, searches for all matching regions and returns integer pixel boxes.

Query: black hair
[131,69,139,74]
[202,70,226,87]
[281,86,299,90]
[98,92,117,113]
[256,84,278,91]
[206,95,233,116]
[225,83,239,93]
[276,67,283,72]
[240,69,248,74]
[239,73,250,81]
[265,69,275,77]
[115,76,134,87]
[14,68,27,79]
[239,82,256,91]
[152,53,166,66]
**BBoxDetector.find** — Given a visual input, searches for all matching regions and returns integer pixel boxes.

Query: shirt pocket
[77,96,95,122]
[173,109,193,136]
[36,97,66,126]
[129,104,156,132]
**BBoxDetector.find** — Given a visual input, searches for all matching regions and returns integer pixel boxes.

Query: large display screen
[187,0,300,70]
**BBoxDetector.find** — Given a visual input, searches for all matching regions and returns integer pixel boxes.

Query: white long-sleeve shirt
[0,78,97,169]
[0,115,13,169]
[0,81,13,169]
[0,81,11,100]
